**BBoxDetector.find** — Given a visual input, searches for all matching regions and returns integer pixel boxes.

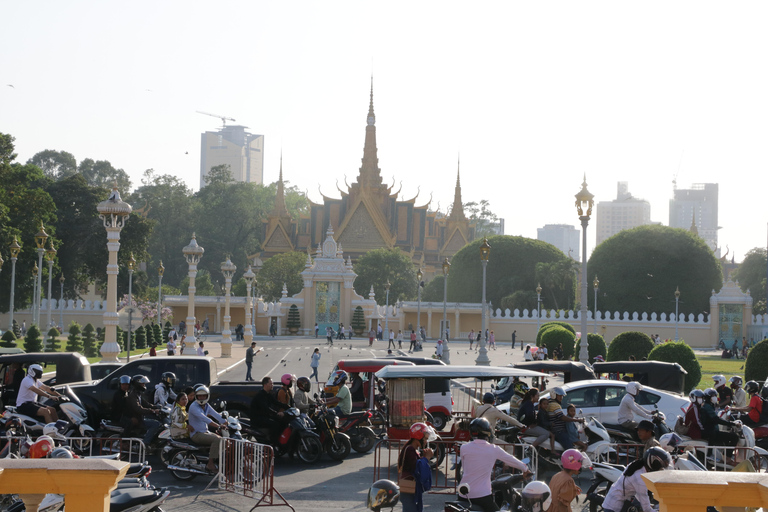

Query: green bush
[1,330,17,348]
[352,306,366,333]
[745,338,768,382]
[134,326,147,349]
[573,333,607,363]
[153,324,162,346]
[115,326,124,351]
[82,323,98,357]
[12,319,21,338]
[501,291,537,312]
[65,322,83,353]
[163,321,173,341]
[45,328,61,352]
[648,341,701,393]
[536,321,576,345]
[287,304,301,330]
[540,326,577,361]
[607,331,655,361]
[24,325,43,352]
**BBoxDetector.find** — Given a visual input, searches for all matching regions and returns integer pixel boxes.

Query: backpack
[413,457,432,492]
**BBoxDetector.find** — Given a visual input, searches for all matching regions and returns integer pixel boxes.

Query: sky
[2,1,767,262]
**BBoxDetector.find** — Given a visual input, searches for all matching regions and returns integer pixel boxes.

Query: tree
[573,333,607,363]
[12,319,21,338]
[607,331,655,361]
[535,260,577,310]
[648,341,702,393]
[732,248,767,315]
[163,321,172,342]
[0,330,17,348]
[536,321,576,345]
[24,325,43,352]
[353,248,417,306]
[134,326,147,350]
[45,328,61,352]
[179,269,216,296]
[422,275,445,303]
[588,225,722,317]
[204,164,234,185]
[352,306,366,334]
[287,304,301,331]
[27,150,77,180]
[65,322,83,353]
[258,252,308,302]
[77,158,132,195]
[745,338,768,382]
[540,326,576,361]
[447,235,576,309]
[82,323,98,357]
[500,290,537,313]
[152,324,163,348]
[463,199,501,238]
[115,326,124,351]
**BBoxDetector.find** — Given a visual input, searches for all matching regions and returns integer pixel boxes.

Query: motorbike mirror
[579,409,583,415]
[458,483,470,497]
[314,393,319,399]
[521,457,530,465]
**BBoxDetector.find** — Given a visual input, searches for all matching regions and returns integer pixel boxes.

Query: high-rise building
[200,125,264,188]
[669,183,719,252]
[595,182,653,245]
[537,224,580,261]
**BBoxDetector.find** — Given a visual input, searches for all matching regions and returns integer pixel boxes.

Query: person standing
[314,323,319,338]
[409,330,417,353]
[326,327,333,346]
[368,328,375,347]
[167,337,177,357]
[489,331,496,350]
[435,339,444,360]
[197,341,206,356]
[389,329,395,349]
[377,324,383,341]
[397,330,404,349]
[310,348,321,382]
[245,342,261,381]
[346,325,352,340]
[512,330,517,349]
[445,326,450,342]
[468,330,475,350]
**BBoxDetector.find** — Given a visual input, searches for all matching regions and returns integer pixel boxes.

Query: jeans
[310,367,319,381]
[400,492,418,512]
[555,429,573,450]
[524,425,552,447]
[245,361,253,381]
[459,495,498,512]
[143,418,161,447]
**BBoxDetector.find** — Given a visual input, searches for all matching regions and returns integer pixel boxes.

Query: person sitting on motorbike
[124,375,161,447]
[16,364,62,424]
[398,422,436,512]
[618,381,653,431]
[636,419,660,455]
[548,449,585,512]
[349,372,366,403]
[111,375,132,422]
[730,376,747,408]
[326,370,352,417]
[548,387,585,450]
[683,389,705,439]
[713,374,733,408]
[475,392,524,429]
[731,380,763,427]
[250,376,289,442]
[294,376,316,414]
[701,388,740,447]
[458,418,531,512]
[154,371,177,406]
[516,389,553,449]
[188,385,226,473]
[170,392,190,439]
[276,374,295,407]
[601,447,671,512]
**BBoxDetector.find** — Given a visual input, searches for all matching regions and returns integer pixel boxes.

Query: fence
[2,436,146,463]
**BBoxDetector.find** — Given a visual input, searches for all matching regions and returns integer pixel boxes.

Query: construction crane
[196,111,236,128]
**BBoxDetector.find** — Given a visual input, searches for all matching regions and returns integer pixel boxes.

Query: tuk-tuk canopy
[375,365,548,380]
[512,361,596,383]
[0,352,92,384]
[592,361,687,395]
[337,359,415,373]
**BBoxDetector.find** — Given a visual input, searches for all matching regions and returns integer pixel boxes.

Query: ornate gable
[264,223,294,251]
[443,228,467,253]
[337,201,390,250]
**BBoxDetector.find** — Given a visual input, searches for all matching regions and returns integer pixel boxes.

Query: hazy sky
[2,2,767,263]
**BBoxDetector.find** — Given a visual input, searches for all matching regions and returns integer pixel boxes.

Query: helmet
[626,382,643,395]
[195,385,210,405]
[161,372,176,387]
[482,392,495,404]
[561,449,584,471]
[332,370,348,387]
[704,388,719,404]
[4,417,25,436]
[745,381,760,395]
[281,373,295,387]
[42,420,68,441]
[659,432,682,453]
[713,375,726,388]
[644,446,671,472]
[367,479,400,512]
[29,436,55,458]
[19,438,32,457]
[521,481,552,512]
[297,377,311,393]
[469,418,493,441]
[551,387,565,398]
[131,375,150,390]
[637,420,655,432]
[409,422,437,442]
[28,364,43,380]
[593,355,605,362]
[730,375,743,387]
[50,447,74,459]
[692,389,705,400]
[119,375,131,385]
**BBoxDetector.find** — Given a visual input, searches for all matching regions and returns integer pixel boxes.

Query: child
[547,449,583,512]
[537,397,557,451]
[565,404,588,451]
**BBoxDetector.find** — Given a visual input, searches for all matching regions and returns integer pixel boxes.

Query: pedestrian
[310,348,321,381]
[468,330,475,350]
[476,331,481,351]
[347,325,353,340]
[149,342,157,357]
[197,341,206,356]
[179,335,186,355]
[512,330,517,349]
[435,339,444,360]
[245,342,261,381]
[445,326,450,342]
[202,318,209,333]
[338,323,345,340]
[377,324,383,341]
[409,330,417,353]
[270,322,277,338]
[314,323,319,338]
[326,327,334,346]
[368,328,375,347]
[167,337,176,356]
[397,330,404,349]
[168,326,177,344]
[420,326,426,343]
[489,331,495,350]
[524,344,533,361]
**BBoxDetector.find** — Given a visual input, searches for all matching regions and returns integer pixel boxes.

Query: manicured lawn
[697,354,745,389]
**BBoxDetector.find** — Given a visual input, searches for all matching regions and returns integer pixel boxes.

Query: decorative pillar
[243,266,255,347]
[58,275,64,331]
[8,236,21,331]
[441,258,451,364]
[126,254,136,362]
[182,234,204,352]
[96,186,132,363]
[476,238,491,366]
[220,257,236,358]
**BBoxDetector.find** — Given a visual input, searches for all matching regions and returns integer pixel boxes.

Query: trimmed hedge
[0,330,17,348]
[573,333,607,363]
[745,338,768,382]
[536,321,576,345]
[82,323,98,357]
[607,331,655,361]
[65,322,83,353]
[24,325,43,352]
[46,328,61,352]
[648,341,701,393]
[540,326,577,361]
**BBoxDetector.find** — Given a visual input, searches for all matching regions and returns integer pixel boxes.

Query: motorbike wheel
[351,428,377,453]
[371,411,387,438]
[327,433,351,461]
[297,436,323,464]
[72,429,95,454]
[427,441,445,470]
[168,449,200,481]
[430,412,448,431]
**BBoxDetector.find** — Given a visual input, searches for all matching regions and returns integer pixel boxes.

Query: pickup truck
[69,356,261,426]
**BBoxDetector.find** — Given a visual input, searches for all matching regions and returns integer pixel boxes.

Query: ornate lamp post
[33,222,49,327]
[96,185,132,362]
[243,266,255,347]
[182,234,204,353]
[442,257,451,364]
[8,236,21,331]
[157,261,164,328]
[45,242,56,331]
[593,275,599,334]
[252,257,263,335]
[575,176,594,363]
[675,287,681,342]
[536,283,542,338]
[126,254,136,361]
[220,256,237,358]
[384,280,391,342]
[59,275,65,331]
[31,264,38,329]
[416,268,423,338]
[476,238,492,366]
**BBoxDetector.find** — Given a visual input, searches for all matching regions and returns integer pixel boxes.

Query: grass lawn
[697,354,745,389]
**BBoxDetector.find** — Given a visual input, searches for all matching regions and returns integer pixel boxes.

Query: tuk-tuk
[495,361,597,407]
[323,358,415,405]
[592,361,687,395]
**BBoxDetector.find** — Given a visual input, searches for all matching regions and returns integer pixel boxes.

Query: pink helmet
[281,373,295,386]
[561,449,584,470]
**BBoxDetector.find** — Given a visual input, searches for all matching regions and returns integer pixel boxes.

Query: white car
[500,379,690,426]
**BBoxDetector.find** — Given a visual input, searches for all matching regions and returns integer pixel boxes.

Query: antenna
[196,111,236,128]
[673,150,685,190]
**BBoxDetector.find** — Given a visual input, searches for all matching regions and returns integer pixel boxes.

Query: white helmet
[659,432,682,453]
[28,364,44,379]
[626,382,643,395]
[713,375,726,388]
[521,481,552,512]
[42,420,68,441]
[195,385,210,406]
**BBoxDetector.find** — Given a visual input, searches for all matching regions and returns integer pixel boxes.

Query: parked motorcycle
[3,386,94,441]
[311,402,351,461]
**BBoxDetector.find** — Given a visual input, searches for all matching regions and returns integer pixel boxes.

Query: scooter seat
[109,488,166,512]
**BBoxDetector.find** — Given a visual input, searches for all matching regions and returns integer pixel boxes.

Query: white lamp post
[384,280,391,342]
[593,275,599,334]
[220,256,236,358]
[575,175,594,363]
[126,253,136,361]
[476,238,491,366]
[96,185,132,362]
[8,236,21,331]
[675,287,681,342]
[157,261,164,328]
[33,222,49,327]
[416,268,423,339]
[536,283,542,338]
[59,275,64,331]
[182,234,204,353]
[45,241,56,331]
[442,257,451,364]
[243,266,255,347]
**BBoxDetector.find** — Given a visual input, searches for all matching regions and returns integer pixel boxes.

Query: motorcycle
[243,407,323,464]
[337,409,379,453]
[2,386,94,441]
[311,402,352,461]
[445,469,528,512]
[99,404,172,457]
[603,409,670,444]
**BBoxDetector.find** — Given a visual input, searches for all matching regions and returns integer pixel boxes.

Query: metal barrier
[2,436,146,462]
[200,437,294,512]
[592,443,644,465]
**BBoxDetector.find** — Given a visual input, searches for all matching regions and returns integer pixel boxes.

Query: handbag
[398,475,416,494]
[674,416,690,436]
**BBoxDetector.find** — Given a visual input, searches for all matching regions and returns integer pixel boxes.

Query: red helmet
[409,422,437,442]
[29,435,55,459]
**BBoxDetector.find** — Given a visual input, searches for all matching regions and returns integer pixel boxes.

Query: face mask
[696,398,704,405]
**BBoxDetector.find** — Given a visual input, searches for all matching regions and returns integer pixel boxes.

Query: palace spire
[449,157,467,222]
[272,151,289,217]
[357,76,383,189]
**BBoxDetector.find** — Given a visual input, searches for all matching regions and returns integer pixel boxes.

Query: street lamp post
[220,256,237,358]
[536,283,542,340]
[96,185,132,362]
[593,275,599,334]
[8,236,21,331]
[476,238,492,366]
[126,254,136,362]
[384,280,391,342]
[59,275,64,331]
[243,266,255,347]
[575,175,594,363]
[442,258,451,364]
[45,242,56,332]
[33,222,49,327]
[31,264,38,330]
[157,261,164,328]
[675,287,681,342]
[182,234,204,353]
[416,268,423,339]
[252,258,263,336]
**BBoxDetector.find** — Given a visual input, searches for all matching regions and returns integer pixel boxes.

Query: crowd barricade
[688,445,766,472]
[3,436,146,463]
[592,442,644,465]
[373,438,537,492]
[201,437,294,511]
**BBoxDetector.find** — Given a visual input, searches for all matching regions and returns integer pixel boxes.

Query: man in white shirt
[618,381,653,430]
[188,386,225,473]
[474,393,524,429]
[16,364,62,423]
